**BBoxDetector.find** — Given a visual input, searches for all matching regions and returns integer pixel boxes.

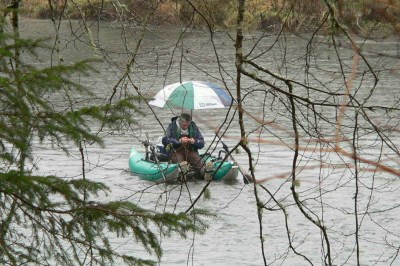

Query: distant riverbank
[19,0,399,37]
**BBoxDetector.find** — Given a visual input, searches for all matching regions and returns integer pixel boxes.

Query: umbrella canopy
[149,81,233,110]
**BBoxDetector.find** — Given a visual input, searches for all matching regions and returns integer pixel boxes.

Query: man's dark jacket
[162,116,205,152]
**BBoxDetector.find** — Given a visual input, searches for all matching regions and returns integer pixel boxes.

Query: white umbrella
[149,81,233,110]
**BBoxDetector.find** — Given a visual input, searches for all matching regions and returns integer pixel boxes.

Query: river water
[21,19,400,265]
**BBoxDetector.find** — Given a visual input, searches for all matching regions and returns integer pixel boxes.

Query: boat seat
[148,144,170,163]
[155,152,170,162]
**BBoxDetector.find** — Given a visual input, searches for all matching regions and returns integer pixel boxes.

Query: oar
[219,140,254,184]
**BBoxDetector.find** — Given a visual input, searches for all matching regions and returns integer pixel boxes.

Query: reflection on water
[25,19,400,265]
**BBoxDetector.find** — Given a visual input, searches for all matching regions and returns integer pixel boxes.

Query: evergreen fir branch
[0,11,209,265]
[0,172,209,265]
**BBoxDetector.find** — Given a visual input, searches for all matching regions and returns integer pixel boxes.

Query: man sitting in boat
[162,113,212,179]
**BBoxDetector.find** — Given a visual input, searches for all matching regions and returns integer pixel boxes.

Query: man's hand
[180,137,195,144]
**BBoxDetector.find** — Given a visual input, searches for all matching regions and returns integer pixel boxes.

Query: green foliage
[0,31,139,166]
[0,171,209,265]
[0,25,208,265]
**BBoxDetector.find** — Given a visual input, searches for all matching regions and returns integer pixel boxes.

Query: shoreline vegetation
[17,0,400,37]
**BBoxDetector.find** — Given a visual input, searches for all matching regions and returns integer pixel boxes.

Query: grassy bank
[17,0,400,35]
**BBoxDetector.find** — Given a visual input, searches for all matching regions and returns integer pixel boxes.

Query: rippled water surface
[24,19,400,265]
